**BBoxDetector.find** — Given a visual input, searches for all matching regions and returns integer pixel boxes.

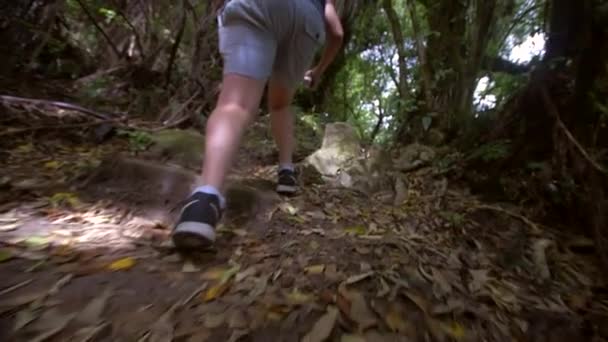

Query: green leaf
[0,249,13,263]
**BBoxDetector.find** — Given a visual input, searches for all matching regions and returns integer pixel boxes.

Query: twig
[74,0,122,59]
[0,120,113,137]
[0,279,33,297]
[165,0,188,88]
[540,87,607,174]
[0,95,121,121]
[474,204,543,235]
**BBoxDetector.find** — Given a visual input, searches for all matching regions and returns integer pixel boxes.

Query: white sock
[193,185,226,209]
[279,163,295,172]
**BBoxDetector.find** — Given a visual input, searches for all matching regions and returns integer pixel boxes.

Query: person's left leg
[268,78,298,194]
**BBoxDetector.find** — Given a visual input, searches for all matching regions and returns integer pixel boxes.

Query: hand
[304,67,323,89]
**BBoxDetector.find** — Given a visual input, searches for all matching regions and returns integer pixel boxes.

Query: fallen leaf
[108,257,136,271]
[30,309,76,342]
[324,264,339,282]
[431,268,452,297]
[385,305,409,333]
[344,225,366,236]
[533,239,554,280]
[203,312,226,328]
[341,334,366,342]
[235,266,258,282]
[14,308,38,331]
[203,281,231,302]
[71,322,110,342]
[469,269,490,293]
[302,306,339,342]
[0,222,19,232]
[0,292,45,314]
[227,329,249,342]
[279,202,299,215]
[77,288,112,325]
[286,289,314,305]
[44,160,61,169]
[344,271,374,285]
[0,279,33,296]
[23,236,50,249]
[0,249,13,262]
[309,240,320,250]
[148,311,174,342]
[344,290,378,331]
[306,264,326,275]
[440,321,466,340]
[228,309,248,329]
[182,261,200,273]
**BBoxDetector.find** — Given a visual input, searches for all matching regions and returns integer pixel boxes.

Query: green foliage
[117,129,153,152]
[468,140,511,162]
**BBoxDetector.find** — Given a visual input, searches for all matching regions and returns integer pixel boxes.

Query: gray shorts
[217,0,326,89]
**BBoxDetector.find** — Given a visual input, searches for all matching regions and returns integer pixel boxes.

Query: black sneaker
[172,192,223,249]
[277,168,298,195]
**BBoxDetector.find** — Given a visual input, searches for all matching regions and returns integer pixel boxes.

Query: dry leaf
[228,309,248,329]
[0,279,32,296]
[344,225,366,236]
[0,249,13,263]
[235,266,258,282]
[533,239,554,280]
[341,334,366,342]
[385,305,409,333]
[344,290,378,331]
[440,321,466,340]
[14,308,38,331]
[148,312,174,342]
[306,264,326,275]
[431,268,452,297]
[77,288,112,325]
[182,261,200,273]
[324,264,340,282]
[286,289,314,305]
[203,281,231,302]
[469,269,489,293]
[71,322,110,342]
[30,309,76,342]
[344,271,374,285]
[302,306,339,342]
[203,312,226,328]
[108,257,136,271]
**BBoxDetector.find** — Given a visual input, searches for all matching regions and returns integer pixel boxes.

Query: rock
[148,129,205,169]
[393,143,436,171]
[305,123,361,176]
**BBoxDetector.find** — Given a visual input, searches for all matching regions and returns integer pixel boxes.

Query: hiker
[171,0,344,249]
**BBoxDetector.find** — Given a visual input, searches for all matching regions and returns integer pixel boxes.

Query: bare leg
[268,78,296,167]
[201,74,266,190]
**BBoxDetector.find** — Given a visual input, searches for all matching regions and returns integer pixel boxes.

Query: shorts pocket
[303,16,325,47]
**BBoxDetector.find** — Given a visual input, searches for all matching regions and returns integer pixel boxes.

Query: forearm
[316,33,343,73]
[315,0,344,73]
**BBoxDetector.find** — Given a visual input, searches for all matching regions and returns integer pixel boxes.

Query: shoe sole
[172,221,216,250]
[276,184,298,195]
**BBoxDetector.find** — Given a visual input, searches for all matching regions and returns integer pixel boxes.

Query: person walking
[172,0,344,249]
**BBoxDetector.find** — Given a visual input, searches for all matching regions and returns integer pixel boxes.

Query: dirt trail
[0,121,606,342]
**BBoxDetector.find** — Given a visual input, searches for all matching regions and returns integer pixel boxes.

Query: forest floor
[1,87,608,341]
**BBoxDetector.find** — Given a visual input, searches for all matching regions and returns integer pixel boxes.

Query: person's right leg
[173,0,276,249]
[202,74,266,191]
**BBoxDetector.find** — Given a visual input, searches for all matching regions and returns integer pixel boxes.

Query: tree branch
[382,0,409,99]
[165,0,188,88]
[0,95,123,121]
[483,56,532,74]
[406,0,434,108]
[74,0,122,59]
